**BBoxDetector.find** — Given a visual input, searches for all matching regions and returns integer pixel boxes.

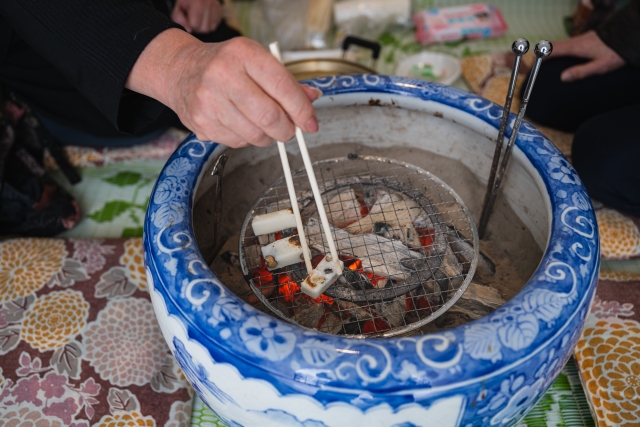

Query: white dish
[395,51,461,85]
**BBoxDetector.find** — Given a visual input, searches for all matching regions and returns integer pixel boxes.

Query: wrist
[126,28,202,109]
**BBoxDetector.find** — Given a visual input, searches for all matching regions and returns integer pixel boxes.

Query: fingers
[166,38,321,150]
[230,79,295,143]
[171,5,192,33]
[187,1,203,34]
[548,38,573,58]
[221,93,280,146]
[172,0,222,34]
[195,123,250,148]
[561,59,608,82]
[547,31,598,59]
[243,46,318,133]
[198,5,211,33]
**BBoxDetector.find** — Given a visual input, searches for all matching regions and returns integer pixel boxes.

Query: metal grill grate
[239,156,478,338]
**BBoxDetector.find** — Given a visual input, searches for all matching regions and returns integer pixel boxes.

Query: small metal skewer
[478,40,552,239]
[208,153,228,264]
[478,38,529,239]
[211,154,229,245]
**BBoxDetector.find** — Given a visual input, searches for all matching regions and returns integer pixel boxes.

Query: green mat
[52,159,167,239]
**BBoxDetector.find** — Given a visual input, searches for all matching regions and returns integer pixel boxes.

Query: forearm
[124,33,319,148]
[125,28,201,110]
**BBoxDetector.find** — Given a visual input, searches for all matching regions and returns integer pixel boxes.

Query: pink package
[414,3,507,45]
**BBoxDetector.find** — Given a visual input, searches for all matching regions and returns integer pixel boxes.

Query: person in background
[525,0,640,217]
[0,0,321,236]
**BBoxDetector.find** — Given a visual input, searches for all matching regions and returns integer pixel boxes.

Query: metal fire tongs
[267,42,343,279]
[478,39,552,239]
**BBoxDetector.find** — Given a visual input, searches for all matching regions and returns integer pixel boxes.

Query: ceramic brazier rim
[144,75,599,397]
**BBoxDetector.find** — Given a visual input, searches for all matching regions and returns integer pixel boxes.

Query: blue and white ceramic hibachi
[144,75,599,427]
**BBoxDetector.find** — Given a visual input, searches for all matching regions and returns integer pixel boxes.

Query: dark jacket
[0,0,178,137]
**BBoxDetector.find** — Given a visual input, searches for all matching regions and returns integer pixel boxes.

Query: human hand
[552,30,626,82]
[127,31,321,148]
[171,0,223,34]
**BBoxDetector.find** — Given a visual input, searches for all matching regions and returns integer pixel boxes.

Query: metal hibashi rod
[478,38,529,239]
[478,40,552,239]
[207,154,228,264]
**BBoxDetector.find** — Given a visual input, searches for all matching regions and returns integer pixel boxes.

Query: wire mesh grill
[239,156,478,338]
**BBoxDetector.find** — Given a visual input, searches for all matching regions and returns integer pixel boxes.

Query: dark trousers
[525,57,640,217]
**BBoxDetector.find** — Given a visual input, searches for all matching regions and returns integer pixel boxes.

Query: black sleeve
[596,0,640,68]
[0,0,182,134]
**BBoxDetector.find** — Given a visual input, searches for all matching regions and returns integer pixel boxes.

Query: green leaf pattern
[87,171,153,237]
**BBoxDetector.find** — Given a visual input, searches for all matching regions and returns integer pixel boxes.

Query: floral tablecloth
[0,237,192,426]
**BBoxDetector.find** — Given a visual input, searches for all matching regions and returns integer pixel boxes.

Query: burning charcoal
[362,318,391,334]
[340,319,365,335]
[406,246,463,301]
[400,257,441,277]
[306,218,421,280]
[362,185,378,208]
[446,225,496,276]
[373,222,394,238]
[324,254,440,304]
[262,199,292,213]
[277,274,300,302]
[252,208,297,236]
[337,300,373,322]
[345,191,428,236]
[375,296,406,328]
[286,263,307,283]
[457,282,505,314]
[323,188,362,228]
[338,269,374,290]
[442,245,464,290]
[318,312,346,335]
[374,278,389,289]
[446,306,483,321]
[280,227,297,238]
[344,191,400,234]
[433,267,452,305]
[301,256,343,299]
[292,302,325,329]
[242,244,263,271]
[261,236,303,270]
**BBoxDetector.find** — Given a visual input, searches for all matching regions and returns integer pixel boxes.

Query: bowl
[144,75,599,426]
[395,52,462,85]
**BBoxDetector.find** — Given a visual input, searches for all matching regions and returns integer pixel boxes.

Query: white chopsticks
[268,42,342,275]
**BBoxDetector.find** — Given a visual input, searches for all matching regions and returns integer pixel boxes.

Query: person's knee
[522,61,561,126]
[572,110,640,215]
[572,122,605,193]
[523,57,591,132]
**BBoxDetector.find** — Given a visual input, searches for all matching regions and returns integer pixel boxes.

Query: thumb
[560,60,605,82]
[171,7,192,33]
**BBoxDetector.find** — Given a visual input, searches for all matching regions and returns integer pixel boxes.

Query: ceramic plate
[395,51,461,85]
